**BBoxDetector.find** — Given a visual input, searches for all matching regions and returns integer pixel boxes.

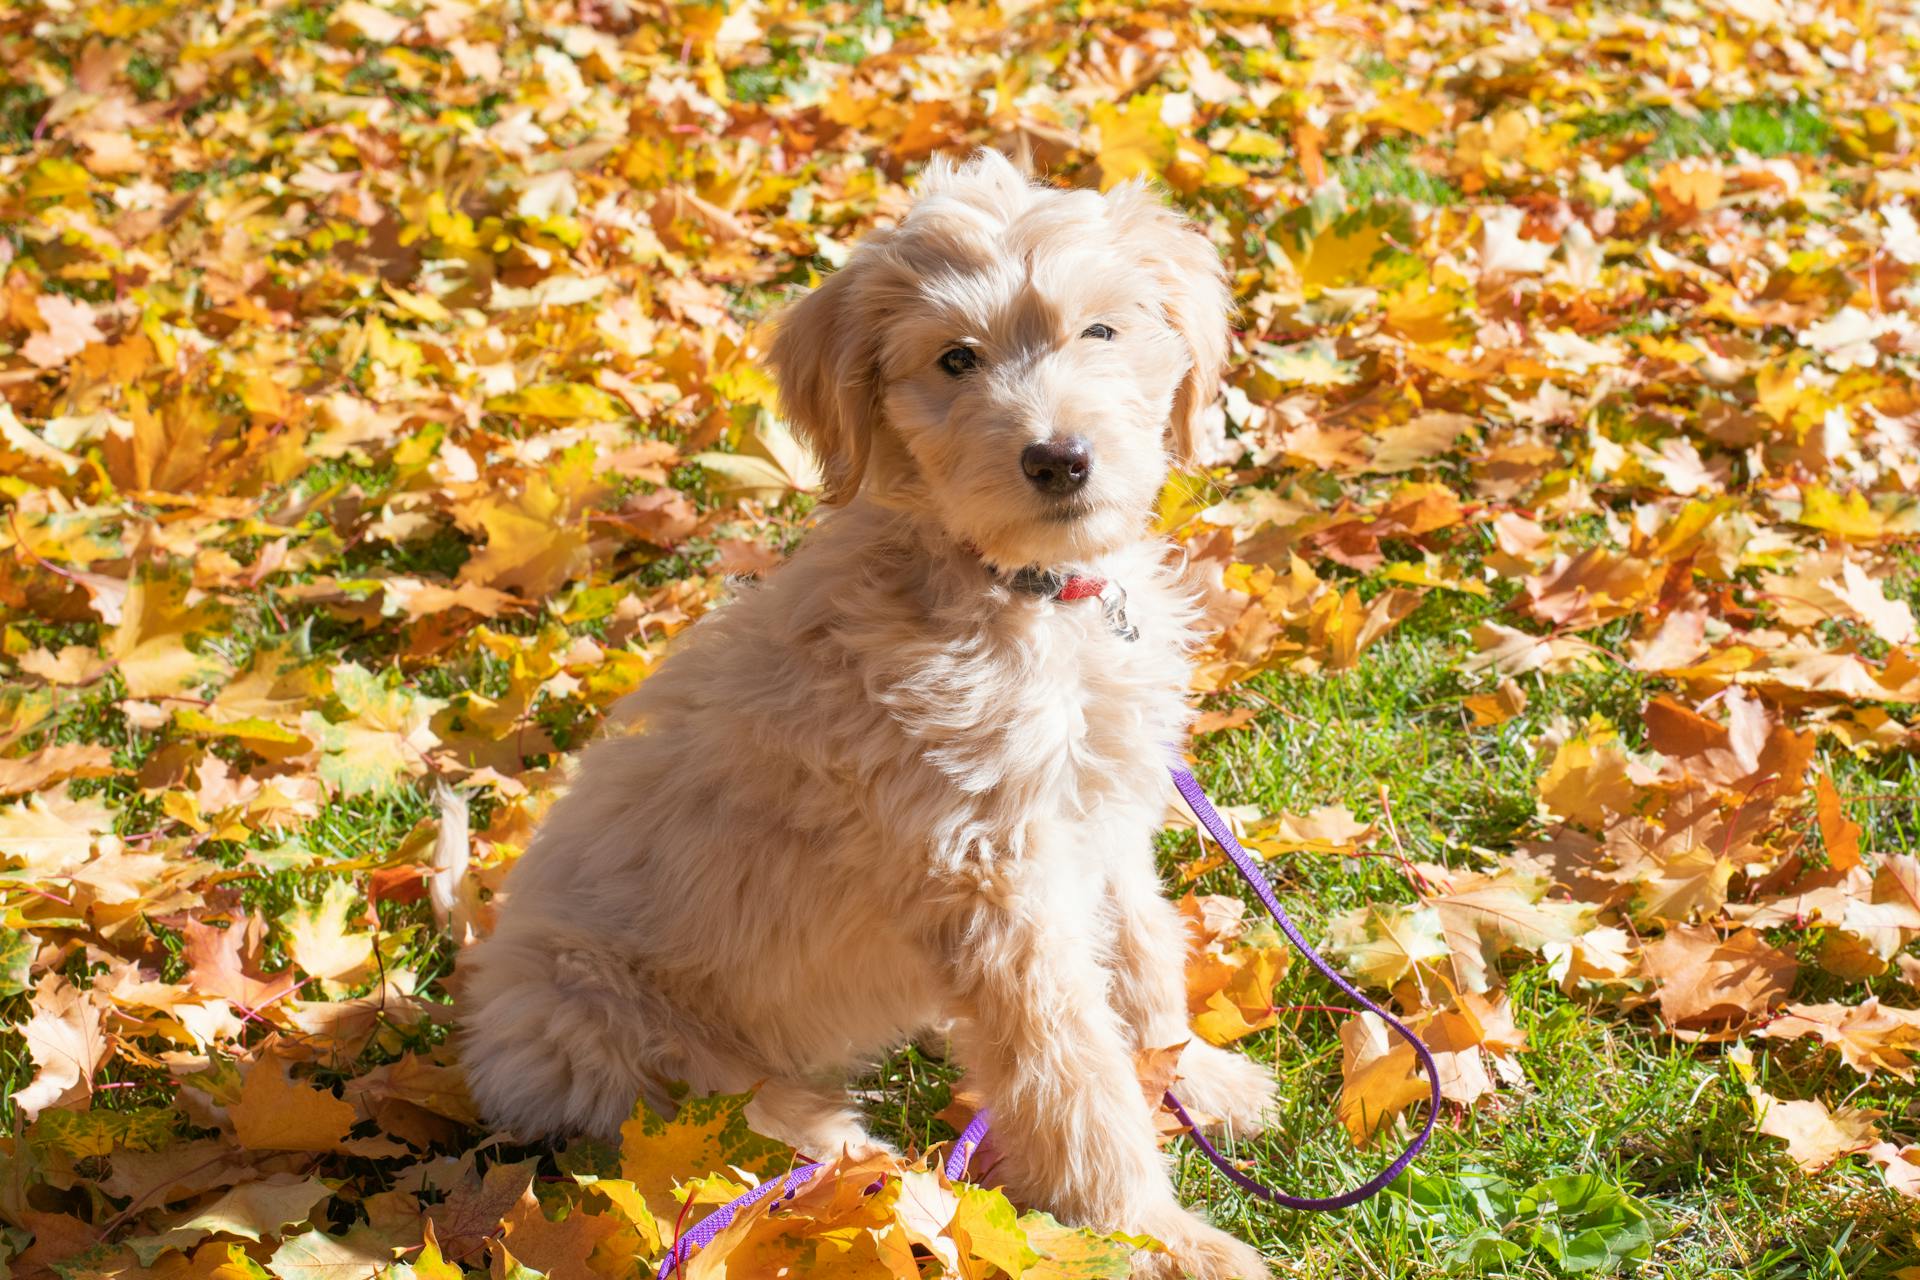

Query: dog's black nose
[1020,436,1092,495]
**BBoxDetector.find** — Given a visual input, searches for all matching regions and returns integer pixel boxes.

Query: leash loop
[1167,764,1440,1209]
[657,768,1436,1277]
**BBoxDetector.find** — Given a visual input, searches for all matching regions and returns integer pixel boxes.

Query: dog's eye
[938,346,979,377]
[1081,323,1116,341]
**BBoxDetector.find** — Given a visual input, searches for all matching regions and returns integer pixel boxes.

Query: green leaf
[0,925,34,996]
[1517,1174,1665,1273]
[1017,1210,1138,1280]
[34,1107,176,1158]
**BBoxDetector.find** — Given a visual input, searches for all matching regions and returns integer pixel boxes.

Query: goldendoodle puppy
[461,148,1275,1279]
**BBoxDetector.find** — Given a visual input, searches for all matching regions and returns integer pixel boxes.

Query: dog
[460,149,1276,1279]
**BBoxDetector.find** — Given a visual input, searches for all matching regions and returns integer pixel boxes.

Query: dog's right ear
[767,253,885,505]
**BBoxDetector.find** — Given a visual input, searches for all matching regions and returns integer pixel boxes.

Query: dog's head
[768,149,1231,568]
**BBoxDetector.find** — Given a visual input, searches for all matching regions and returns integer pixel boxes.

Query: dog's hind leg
[460,935,670,1142]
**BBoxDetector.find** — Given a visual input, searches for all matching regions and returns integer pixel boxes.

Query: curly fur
[460,150,1274,1279]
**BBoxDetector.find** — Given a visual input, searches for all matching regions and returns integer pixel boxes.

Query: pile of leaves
[2,0,1918,1275]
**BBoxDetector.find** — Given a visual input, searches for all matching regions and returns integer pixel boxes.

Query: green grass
[1576,100,1833,162]
[1334,141,1463,207]
[840,609,1920,1277]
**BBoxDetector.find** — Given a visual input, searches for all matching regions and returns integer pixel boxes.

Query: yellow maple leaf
[1798,486,1887,542]
[1090,95,1176,189]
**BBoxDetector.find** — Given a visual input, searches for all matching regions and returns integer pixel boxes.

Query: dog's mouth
[1040,493,1096,523]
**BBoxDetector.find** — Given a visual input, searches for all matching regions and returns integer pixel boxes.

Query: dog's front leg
[1107,852,1278,1139]
[951,856,1268,1280]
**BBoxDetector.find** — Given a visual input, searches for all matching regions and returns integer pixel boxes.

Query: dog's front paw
[1174,1041,1278,1138]
[1132,1209,1269,1280]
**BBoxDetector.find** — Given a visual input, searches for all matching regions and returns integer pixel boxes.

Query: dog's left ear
[1106,185,1232,464]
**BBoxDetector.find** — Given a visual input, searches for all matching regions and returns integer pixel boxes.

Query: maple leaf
[1328,903,1450,993]
[497,1187,624,1280]
[1338,1011,1434,1144]
[125,1175,333,1264]
[228,1056,354,1152]
[301,664,446,797]
[23,294,105,369]
[1820,559,1918,645]
[618,1093,794,1229]
[283,879,376,989]
[424,1159,538,1263]
[1190,945,1291,1045]
[107,568,232,700]
[1463,622,1602,677]
[181,915,298,1011]
[1425,871,1594,994]
[267,1227,395,1280]
[1814,772,1863,872]
[1517,548,1661,630]
[1638,926,1798,1031]
[1759,1000,1920,1080]
[1750,1089,1880,1172]
[12,974,112,1120]
[0,791,117,879]
[1089,94,1177,188]
[1536,718,1639,829]
[454,450,610,598]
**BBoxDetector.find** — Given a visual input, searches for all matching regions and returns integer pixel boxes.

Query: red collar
[963,542,1106,602]
[966,543,1138,641]
[1054,572,1109,601]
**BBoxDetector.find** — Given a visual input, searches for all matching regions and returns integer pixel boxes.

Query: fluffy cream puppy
[461,149,1276,1279]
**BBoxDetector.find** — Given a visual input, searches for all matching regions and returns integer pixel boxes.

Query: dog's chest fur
[778,515,1197,877]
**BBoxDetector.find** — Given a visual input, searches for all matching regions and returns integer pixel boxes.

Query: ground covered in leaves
[3,0,1920,1276]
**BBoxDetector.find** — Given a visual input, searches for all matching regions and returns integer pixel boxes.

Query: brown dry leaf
[498,1187,623,1280]
[1462,678,1527,727]
[16,645,113,686]
[0,743,116,797]
[1759,999,1920,1080]
[1338,1011,1433,1144]
[1750,1089,1880,1172]
[230,1055,407,1157]
[1821,559,1918,646]
[1639,926,1798,1030]
[23,295,105,369]
[1426,870,1594,994]
[1517,548,1661,630]
[1814,772,1863,872]
[1464,622,1602,677]
[12,974,112,1120]
[1249,804,1375,856]
[181,916,298,1011]
[426,1159,538,1263]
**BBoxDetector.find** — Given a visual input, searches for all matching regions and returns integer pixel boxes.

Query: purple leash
[657,766,1437,1276]
[656,1111,990,1277]
[1166,764,1439,1209]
